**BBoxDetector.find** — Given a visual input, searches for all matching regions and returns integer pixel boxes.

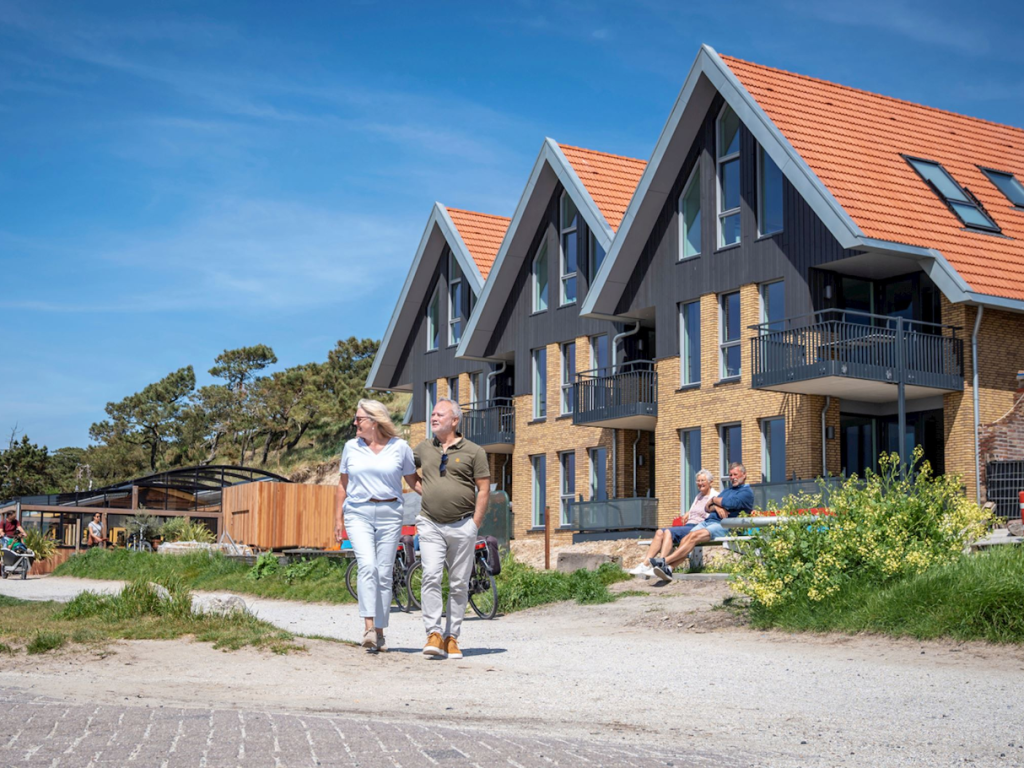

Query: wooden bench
[638,516,797,571]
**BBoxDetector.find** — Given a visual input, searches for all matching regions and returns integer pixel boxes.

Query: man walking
[414,398,490,660]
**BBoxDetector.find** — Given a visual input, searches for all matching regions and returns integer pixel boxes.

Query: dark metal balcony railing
[461,398,515,448]
[572,360,658,426]
[750,309,963,393]
[749,477,844,511]
[570,497,659,533]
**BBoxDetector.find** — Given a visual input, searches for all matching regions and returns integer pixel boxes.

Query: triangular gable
[582,45,1024,318]
[365,203,505,391]
[456,138,645,360]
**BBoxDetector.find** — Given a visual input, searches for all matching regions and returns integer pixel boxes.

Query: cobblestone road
[2,688,744,768]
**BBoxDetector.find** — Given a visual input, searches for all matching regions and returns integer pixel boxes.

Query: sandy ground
[509,537,738,570]
[1,575,1023,767]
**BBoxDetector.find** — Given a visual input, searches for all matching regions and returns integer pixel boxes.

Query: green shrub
[159,517,215,544]
[22,528,57,562]
[246,553,281,581]
[734,449,992,613]
[495,554,631,612]
[27,631,66,654]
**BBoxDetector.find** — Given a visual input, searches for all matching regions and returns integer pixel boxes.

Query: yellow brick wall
[653,284,839,525]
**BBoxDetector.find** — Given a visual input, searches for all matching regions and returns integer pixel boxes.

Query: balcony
[750,310,963,402]
[572,360,658,430]
[570,497,658,542]
[461,398,515,453]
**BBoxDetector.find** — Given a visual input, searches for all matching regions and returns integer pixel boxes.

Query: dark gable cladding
[614,93,861,361]
[484,182,622,395]
[390,243,497,423]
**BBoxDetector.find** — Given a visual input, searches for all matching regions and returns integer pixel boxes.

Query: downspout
[821,396,831,477]
[610,322,641,500]
[973,307,984,506]
[632,432,641,498]
[485,362,507,404]
[502,454,510,493]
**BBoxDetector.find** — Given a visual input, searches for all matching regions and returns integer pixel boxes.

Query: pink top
[684,490,716,525]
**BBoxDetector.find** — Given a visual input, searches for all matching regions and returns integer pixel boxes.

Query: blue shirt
[707,483,754,520]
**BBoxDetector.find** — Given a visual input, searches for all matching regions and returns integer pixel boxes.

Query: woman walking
[335,399,420,652]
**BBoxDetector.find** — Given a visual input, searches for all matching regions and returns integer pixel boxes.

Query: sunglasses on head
[439,453,449,476]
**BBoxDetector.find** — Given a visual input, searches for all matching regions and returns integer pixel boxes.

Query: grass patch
[751,546,1024,644]
[496,556,633,612]
[0,579,301,655]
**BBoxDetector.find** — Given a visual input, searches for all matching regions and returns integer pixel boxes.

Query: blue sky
[2,0,1022,450]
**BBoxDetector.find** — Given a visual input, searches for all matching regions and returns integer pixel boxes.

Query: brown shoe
[422,632,446,658]
[444,635,463,660]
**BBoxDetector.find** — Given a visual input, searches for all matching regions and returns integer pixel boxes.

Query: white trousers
[416,514,478,639]
[344,499,403,628]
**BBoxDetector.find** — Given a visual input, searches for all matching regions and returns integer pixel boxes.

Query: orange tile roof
[722,54,1024,302]
[446,208,510,280]
[558,144,647,231]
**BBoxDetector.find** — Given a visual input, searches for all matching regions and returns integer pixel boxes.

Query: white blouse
[339,437,416,503]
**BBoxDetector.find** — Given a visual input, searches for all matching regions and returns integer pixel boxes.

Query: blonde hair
[356,398,399,440]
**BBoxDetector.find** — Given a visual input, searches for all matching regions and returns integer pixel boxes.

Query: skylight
[905,157,1000,232]
[980,168,1024,208]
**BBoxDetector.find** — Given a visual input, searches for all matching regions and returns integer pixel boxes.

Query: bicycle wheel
[392,558,409,613]
[407,561,449,615]
[344,558,359,602]
[468,557,499,620]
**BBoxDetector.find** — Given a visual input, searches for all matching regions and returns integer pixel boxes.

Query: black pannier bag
[482,535,501,576]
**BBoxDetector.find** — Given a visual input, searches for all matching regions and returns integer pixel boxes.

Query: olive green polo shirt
[413,435,490,524]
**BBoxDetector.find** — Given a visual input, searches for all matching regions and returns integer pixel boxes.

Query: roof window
[905,156,1000,233]
[980,167,1024,208]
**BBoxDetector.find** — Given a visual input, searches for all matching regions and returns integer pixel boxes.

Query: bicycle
[407,538,499,619]
[126,521,154,553]
[344,540,413,612]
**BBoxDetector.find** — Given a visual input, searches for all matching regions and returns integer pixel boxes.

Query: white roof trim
[365,202,487,391]
[580,45,1024,318]
[455,138,617,360]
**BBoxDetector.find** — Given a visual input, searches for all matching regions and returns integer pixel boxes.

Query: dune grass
[751,546,1024,644]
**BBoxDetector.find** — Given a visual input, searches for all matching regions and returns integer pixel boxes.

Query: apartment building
[581,45,1024,522]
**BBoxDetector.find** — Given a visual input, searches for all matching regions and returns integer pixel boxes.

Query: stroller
[1,538,35,580]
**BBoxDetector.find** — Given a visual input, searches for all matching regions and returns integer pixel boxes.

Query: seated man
[629,469,716,576]
[651,462,754,581]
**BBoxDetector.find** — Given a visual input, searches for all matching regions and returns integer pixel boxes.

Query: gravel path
[2,575,1023,767]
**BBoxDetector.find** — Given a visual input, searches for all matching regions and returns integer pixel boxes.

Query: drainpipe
[610,322,640,500]
[611,321,641,373]
[632,432,641,497]
[973,307,984,505]
[502,454,510,493]
[485,362,507,405]
[821,396,831,477]
[611,431,617,499]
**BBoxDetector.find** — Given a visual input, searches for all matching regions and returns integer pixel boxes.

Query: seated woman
[629,469,716,576]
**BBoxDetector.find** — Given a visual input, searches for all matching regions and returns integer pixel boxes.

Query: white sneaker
[627,564,648,576]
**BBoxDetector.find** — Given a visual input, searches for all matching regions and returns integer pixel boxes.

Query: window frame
[447,252,464,346]
[716,104,742,249]
[719,291,741,380]
[678,163,702,260]
[469,371,482,406]
[560,341,576,415]
[532,241,549,312]
[759,280,785,332]
[679,300,701,387]
[589,231,606,283]
[719,422,742,488]
[559,450,575,526]
[588,447,608,501]
[532,346,547,420]
[680,427,701,514]
[904,155,1000,233]
[559,191,578,306]
[531,454,547,528]
[590,334,609,376]
[757,145,784,237]
[447,375,459,405]
[426,283,441,351]
[425,381,437,439]
[761,417,786,484]
[979,166,1024,209]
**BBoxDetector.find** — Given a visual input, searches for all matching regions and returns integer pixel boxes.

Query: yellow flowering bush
[733,448,992,611]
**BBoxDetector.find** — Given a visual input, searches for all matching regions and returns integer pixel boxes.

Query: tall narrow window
[981,168,1024,208]
[760,281,785,331]
[680,428,702,512]
[447,376,459,404]
[532,455,547,528]
[679,165,701,259]
[532,346,547,420]
[532,241,549,312]
[719,422,742,487]
[448,253,465,345]
[561,341,576,414]
[426,284,441,351]
[589,447,608,501]
[559,450,575,526]
[680,300,701,386]
[758,146,783,236]
[590,334,609,375]
[717,105,742,248]
[905,156,999,232]
[589,232,606,282]
[425,381,437,439]
[720,291,741,379]
[560,192,578,305]
[761,417,786,483]
[469,371,482,405]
